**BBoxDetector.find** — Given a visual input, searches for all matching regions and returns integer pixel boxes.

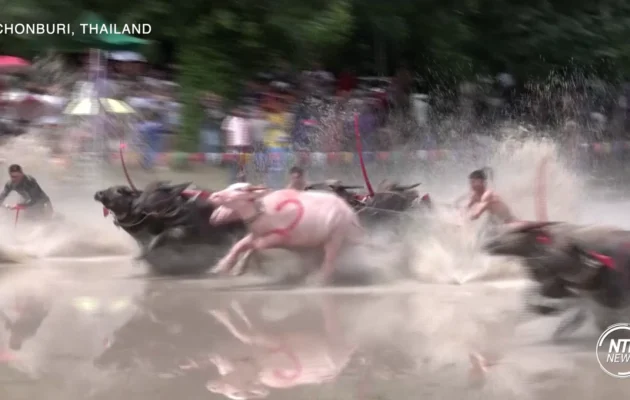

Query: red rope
[119,141,138,191]
[353,114,374,197]
[14,206,21,228]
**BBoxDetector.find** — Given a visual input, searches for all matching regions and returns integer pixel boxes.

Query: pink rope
[353,114,374,196]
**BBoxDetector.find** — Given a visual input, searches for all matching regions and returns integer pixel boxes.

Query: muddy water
[0,261,628,400]
[1,135,630,398]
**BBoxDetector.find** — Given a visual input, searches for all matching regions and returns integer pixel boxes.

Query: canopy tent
[64,82,135,115]
[108,51,146,62]
[0,56,30,74]
[64,97,136,115]
[75,12,150,52]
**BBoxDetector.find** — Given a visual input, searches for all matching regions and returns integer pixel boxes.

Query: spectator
[291,98,319,150]
[301,62,335,97]
[263,94,291,188]
[200,93,224,153]
[391,62,413,114]
[247,106,269,152]
[138,110,164,169]
[222,107,251,183]
[286,166,306,190]
[337,67,357,95]
[356,99,378,150]
[246,106,270,175]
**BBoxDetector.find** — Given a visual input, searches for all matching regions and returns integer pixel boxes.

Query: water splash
[404,133,582,284]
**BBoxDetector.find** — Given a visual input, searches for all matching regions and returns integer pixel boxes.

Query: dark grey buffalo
[305,180,366,209]
[94,182,246,275]
[483,221,630,336]
[305,179,431,225]
[364,180,430,214]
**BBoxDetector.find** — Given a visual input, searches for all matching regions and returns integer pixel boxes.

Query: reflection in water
[0,270,628,400]
[205,296,355,399]
[0,293,51,358]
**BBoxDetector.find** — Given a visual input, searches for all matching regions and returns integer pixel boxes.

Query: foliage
[3,0,630,148]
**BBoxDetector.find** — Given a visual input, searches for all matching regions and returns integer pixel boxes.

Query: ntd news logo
[596,323,630,378]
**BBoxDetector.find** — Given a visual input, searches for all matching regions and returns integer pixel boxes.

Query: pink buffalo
[208,183,363,283]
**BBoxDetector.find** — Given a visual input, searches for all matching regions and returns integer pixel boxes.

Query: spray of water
[0,132,139,262]
[401,132,582,284]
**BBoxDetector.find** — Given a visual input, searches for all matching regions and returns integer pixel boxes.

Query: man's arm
[469,191,496,220]
[0,182,12,204]
[453,193,471,208]
[469,199,490,220]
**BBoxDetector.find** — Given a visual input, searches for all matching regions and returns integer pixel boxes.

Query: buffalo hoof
[211,262,230,275]
[231,250,258,276]
[230,264,247,277]
[468,352,493,382]
[208,309,231,325]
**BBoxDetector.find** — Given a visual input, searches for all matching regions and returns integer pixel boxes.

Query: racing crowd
[125,62,432,166]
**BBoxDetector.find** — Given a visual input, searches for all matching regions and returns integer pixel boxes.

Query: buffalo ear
[118,186,135,196]
[144,180,163,192]
[169,182,192,195]
[509,221,556,233]
[401,183,422,190]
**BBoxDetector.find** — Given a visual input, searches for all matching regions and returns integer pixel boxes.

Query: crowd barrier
[110,141,630,168]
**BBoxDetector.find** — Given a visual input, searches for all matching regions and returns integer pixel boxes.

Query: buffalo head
[483,221,613,288]
[483,221,557,257]
[133,181,192,216]
[393,184,422,193]
[94,185,140,216]
[378,180,422,193]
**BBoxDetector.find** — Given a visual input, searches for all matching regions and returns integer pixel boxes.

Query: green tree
[122,0,354,150]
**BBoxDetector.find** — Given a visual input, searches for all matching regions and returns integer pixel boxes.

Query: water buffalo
[305,179,431,225]
[359,180,431,222]
[0,295,50,351]
[483,221,630,336]
[209,183,364,284]
[206,297,355,399]
[95,182,246,275]
[305,180,366,209]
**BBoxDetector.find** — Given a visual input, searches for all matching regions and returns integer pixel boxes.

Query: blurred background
[1,2,630,181]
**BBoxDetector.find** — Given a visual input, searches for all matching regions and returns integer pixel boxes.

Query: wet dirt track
[0,259,628,400]
[2,137,630,398]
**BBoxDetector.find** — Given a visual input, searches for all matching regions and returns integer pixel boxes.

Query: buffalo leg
[208,308,277,348]
[135,227,187,260]
[208,354,236,376]
[239,235,289,277]
[553,307,587,340]
[231,250,255,276]
[136,232,165,260]
[230,300,252,328]
[309,229,345,285]
[212,234,254,274]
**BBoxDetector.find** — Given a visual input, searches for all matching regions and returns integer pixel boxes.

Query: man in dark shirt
[0,164,53,220]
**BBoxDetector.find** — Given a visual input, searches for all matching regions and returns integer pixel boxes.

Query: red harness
[181,189,211,201]
[535,234,617,270]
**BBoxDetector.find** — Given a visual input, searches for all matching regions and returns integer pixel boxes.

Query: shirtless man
[464,169,516,224]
